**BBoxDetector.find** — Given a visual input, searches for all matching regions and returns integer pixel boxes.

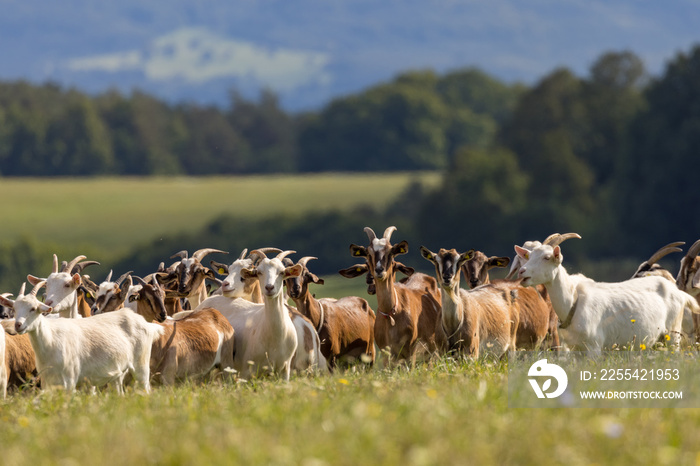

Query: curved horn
[115,271,134,286]
[52,254,59,274]
[29,280,46,297]
[298,256,318,268]
[364,227,377,242]
[133,275,151,288]
[276,250,297,261]
[171,250,189,260]
[238,248,249,260]
[192,248,228,262]
[258,247,283,256]
[106,270,114,283]
[18,283,27,297]
[64,255,87,275]
[71,260,101,275]
[383,226,397,241]
[543,233,581,247]
[248,249,269,265]
[647,241,685,265]
[687,239,700,259]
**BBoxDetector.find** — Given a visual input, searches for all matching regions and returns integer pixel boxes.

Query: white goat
[27,254,88,319]
[211,247,282,301]
[196,250,301,381]
[515,236,699,352]
[201,249,327,376]
[0,282,164,393]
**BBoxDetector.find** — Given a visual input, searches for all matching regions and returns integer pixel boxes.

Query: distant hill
[2,0,699,110]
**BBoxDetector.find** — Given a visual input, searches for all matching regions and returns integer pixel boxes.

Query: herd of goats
[0,226,699,397]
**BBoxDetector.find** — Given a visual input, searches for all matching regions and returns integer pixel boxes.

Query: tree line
[1,45,700,287]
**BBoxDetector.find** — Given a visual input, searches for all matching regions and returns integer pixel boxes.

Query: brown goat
[284,256,375,369]
[1,322,38,390]
[339,226,441,362]
[421,247,518,358]
[462,247,561,350]
[149,308,235,385]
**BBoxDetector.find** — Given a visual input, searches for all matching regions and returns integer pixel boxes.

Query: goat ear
[240,268,258,280]
[458,250,475,267]
[338,264,368,278]
[284,264,303,279]
[39,303,53,315]
[488,256,510,269]
[420,246,436,263]
[119,276,132,298]
[692,269,700,289]
[349,244,367,258]
[27,274,44,286]
[284,264,304,279]
[514,246,530,260]
[308,272,324,285]
[391,241,409,256]
[210,261,229,276]
[71,273,82,287]
[0,295,14,309]
[553,246,562,260]
[395,262,415,277]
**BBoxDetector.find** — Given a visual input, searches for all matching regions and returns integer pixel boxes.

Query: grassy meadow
[0,173,440,261]
[2,358,699,465]
[2,173,700,465]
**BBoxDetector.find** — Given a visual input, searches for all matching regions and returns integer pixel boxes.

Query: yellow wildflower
[639,343,647,350]
[631,319,636,324]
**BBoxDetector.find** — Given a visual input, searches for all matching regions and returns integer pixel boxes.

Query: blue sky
[1,0,699,110]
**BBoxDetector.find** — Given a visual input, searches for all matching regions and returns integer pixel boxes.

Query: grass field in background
[0,172,440,261]
[2,358,698,465]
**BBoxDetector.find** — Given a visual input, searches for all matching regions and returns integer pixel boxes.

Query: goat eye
[544,255,552,261]
[240,277,246,282]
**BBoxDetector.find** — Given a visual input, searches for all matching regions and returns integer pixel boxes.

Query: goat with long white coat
[0,282,164,393]
[515,236,698,352]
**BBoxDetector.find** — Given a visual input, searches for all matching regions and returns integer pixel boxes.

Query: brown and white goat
[161,248,227,309]
[421,247,517,358]
[89,270,134,316]
[149,307,235,386]
[339,226,441,362]
[461,248,560,350]
[284,256,375,369]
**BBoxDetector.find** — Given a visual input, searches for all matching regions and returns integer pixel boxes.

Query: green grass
[0,172,440,261]
[2,358,699,465]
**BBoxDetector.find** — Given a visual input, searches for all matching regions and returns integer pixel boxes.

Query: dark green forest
[2,46,700,284]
